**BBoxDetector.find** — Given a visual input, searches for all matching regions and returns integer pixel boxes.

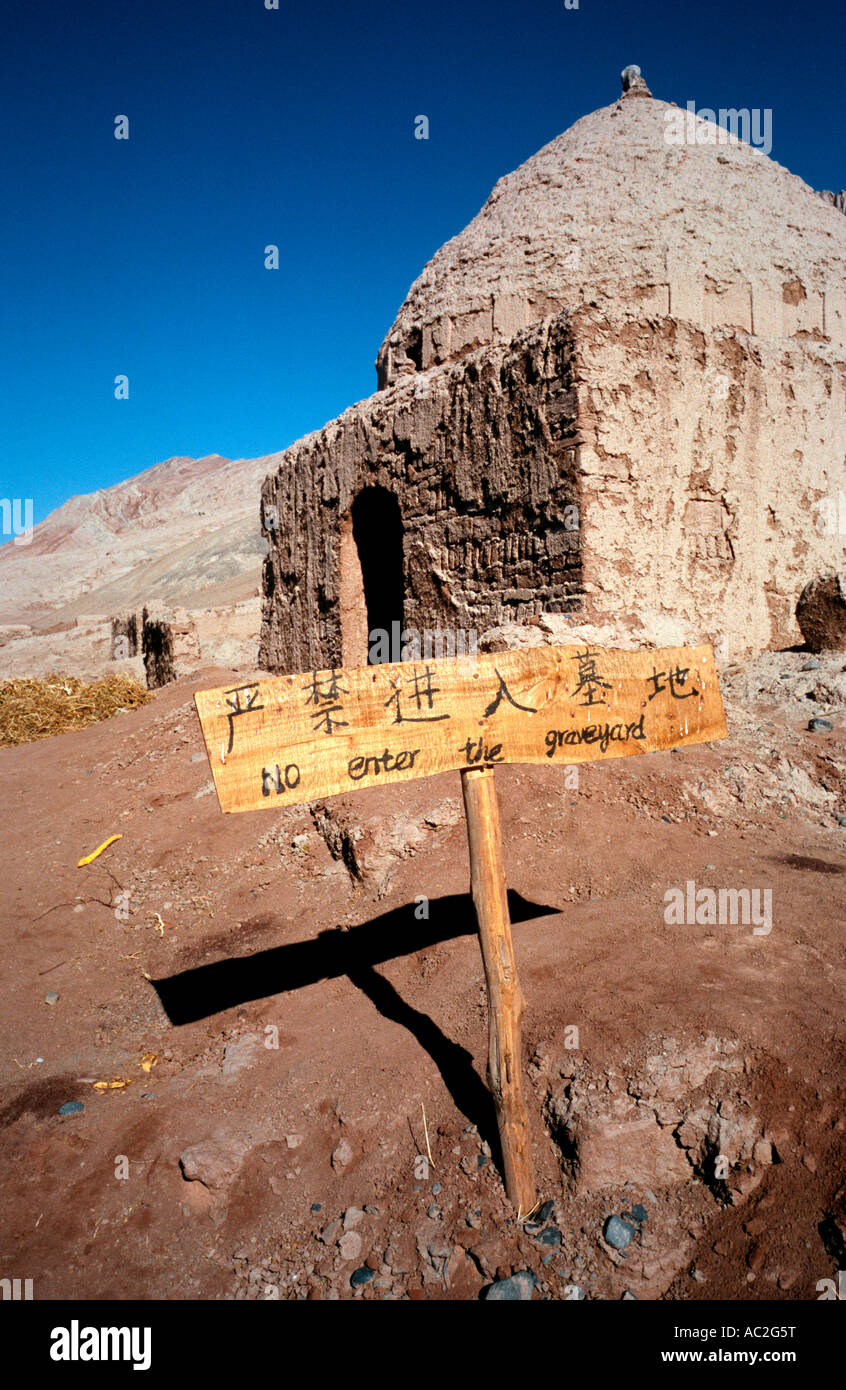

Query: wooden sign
[194,644,726,815]
[194,644,727,1219]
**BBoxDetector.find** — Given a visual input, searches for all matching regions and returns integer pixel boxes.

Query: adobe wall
[259,316,584,673]
[573,307,846,658]
[378,271,846,389]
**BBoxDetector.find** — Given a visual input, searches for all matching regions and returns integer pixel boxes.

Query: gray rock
[809,718,834,732]
[538,1227,562,1247]
[45,992,59,1005]
[59,1100,83,1115]
[484,1271,537,1301]
[350,1266,375,1288]
[604,1215,636,1250]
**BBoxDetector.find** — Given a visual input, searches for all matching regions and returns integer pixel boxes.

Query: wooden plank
[462,766,535,1215]
[194,644,727,814]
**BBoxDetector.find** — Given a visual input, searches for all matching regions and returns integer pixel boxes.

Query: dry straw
[0,673,153,747]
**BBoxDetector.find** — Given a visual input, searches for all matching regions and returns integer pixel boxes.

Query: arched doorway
[338,487,405,666]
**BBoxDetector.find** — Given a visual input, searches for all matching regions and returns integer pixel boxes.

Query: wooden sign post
[195,644,727,1215]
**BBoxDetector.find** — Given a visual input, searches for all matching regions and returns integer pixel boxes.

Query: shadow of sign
[150,891,558,1159]
[152,890,556,1025]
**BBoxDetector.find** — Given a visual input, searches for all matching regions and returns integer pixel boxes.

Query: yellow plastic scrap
[93,1077,133,1092]
[78,835,122,867]
[139,1053,158,1073]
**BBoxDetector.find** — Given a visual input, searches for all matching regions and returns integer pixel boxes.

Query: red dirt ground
[1,658,844,1301]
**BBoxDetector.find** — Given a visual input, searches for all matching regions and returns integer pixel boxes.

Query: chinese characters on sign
[194,645,727,815]
[224,684,264,754]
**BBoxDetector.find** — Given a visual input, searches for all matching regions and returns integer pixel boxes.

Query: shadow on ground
[152,890,559,1162]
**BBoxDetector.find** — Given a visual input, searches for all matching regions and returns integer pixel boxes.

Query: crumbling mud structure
[260,68,846,674]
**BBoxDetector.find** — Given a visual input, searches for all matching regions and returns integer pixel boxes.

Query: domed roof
[377,82,846,386]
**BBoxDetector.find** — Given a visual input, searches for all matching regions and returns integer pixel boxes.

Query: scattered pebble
[604,1215,636,1251]
[45,992,59,1005]
[338,1231,362,1262]
[331,1138,353,1170]
[808,718,833,732]
[484,1271,536,1301]
[350,1266,375,1288]
[538,1227,562,1248]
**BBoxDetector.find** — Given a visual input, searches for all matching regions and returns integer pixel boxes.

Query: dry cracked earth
[0,648,844,1302]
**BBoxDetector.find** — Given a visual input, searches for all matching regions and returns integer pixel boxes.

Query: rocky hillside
[0,452,280,629]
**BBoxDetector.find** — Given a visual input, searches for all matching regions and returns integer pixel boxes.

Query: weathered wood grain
[194,644,727,814]
[462,766,536,1214]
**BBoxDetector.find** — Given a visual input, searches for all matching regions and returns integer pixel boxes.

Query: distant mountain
[0,452,283,627]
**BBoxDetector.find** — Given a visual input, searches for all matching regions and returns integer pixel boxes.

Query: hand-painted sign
[194,644,727,813]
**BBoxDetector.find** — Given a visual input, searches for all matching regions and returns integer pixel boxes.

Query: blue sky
[1,0,843,529]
